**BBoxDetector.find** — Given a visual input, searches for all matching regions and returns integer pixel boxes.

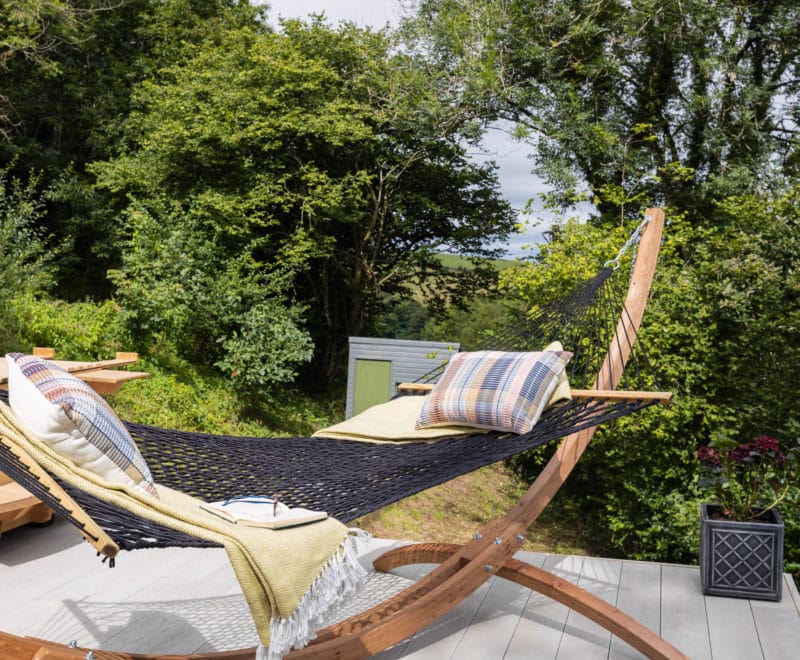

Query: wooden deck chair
[0,208,688,659]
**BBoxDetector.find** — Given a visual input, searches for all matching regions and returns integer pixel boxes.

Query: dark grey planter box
[700,503,783,601]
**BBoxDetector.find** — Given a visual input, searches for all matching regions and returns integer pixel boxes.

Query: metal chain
[603,213,652,271]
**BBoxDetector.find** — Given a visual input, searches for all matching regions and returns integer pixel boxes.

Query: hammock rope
[0,228,664,559]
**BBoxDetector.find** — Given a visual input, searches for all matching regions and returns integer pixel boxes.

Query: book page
[201,496,327,528]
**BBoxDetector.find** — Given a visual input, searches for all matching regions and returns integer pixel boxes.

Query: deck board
[448,565,532,659]
[503,553,570,660]
[2,518,800,658]
[609,560,660,659]
[705,592,763,659]
[751,578,800,659]
[557,556,619,659]
[659,563,713,660]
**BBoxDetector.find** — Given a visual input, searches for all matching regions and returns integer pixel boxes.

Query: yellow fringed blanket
[0,403,364,659]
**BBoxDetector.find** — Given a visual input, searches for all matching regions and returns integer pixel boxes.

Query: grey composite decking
[1,518,799,659]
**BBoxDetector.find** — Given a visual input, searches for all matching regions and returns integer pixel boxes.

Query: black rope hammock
[0,263,662,558]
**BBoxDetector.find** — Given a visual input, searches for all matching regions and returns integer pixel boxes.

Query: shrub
[215,300,314,399]
[108,205,315,394]
[502,194,800,568]
[0,166,56,348]
[6,295,127,358]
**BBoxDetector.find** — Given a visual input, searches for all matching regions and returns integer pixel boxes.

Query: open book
[200,496,327,529]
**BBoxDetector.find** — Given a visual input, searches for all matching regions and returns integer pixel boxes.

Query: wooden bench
[0,472,53,538]
[0,348,149,538]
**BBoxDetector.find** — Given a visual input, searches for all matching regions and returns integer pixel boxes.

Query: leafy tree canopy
[0,0,266,297]
[92,18,517,388]
[408,0,800,222]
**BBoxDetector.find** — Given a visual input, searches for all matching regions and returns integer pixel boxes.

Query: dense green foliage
[2,3,515,394]
[410,0,800,570]
[503,203,800,564]
[0,291,339,436]
[1,1,266,297]
[0,166,54,300]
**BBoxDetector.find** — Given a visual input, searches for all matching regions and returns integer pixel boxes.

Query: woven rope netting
[0,262,662,554]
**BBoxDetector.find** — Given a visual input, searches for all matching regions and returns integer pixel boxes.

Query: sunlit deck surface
[2,517,799,659]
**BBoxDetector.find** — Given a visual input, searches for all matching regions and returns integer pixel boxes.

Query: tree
[0,0,265,298]
[1,0,264,156]
[405,0,800,567]
[0,0,81,144]
[408,0,800,222]
[92,19,516,388]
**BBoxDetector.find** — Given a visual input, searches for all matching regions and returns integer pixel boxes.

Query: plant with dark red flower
[695,445,720,466]
[696,434,799,521]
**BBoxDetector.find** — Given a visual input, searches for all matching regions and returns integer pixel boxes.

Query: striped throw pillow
[415,350,572,434]
[6,353,158,497]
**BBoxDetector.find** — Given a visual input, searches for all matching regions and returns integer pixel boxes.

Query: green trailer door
[353,359,392,416]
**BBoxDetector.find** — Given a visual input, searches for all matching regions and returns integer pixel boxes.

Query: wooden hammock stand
[0,208,688,659]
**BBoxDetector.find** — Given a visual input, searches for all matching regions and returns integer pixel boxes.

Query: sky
[264,0,550,257]
[266,0,407,29]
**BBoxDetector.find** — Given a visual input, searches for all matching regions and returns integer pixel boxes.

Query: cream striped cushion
[6,353,158,497]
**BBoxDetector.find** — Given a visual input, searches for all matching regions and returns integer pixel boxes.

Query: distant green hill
[437,254,518,271]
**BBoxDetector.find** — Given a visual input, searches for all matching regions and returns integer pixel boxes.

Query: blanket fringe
[259,531,369,660]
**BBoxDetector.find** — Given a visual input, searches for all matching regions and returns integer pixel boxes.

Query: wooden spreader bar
[571,388,673,403]
[0,209,688,659]
[397,382,673,404]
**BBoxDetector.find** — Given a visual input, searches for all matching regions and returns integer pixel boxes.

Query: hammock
[0,207,688,659]
[1,265,658,551]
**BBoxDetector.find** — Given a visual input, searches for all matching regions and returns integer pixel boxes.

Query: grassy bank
[355,462,592,554]
[106,357,341,437]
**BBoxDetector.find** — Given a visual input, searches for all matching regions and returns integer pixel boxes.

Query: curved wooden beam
[370,542,687,660]
[0,632,255,659]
